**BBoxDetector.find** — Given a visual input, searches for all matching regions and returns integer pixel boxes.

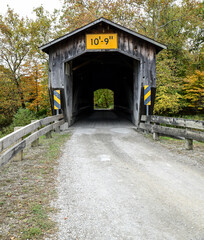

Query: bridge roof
[39,17,166,54]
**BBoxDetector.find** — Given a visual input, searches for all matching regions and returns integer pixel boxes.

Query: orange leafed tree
[0,65,21,126]
[21,60,51,115]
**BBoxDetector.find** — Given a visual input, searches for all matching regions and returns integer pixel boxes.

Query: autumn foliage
[0,0,204,129]
[183,70,204,111]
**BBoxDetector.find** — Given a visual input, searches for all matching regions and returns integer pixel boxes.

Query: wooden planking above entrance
[40,18,166,90]
[40,18,166,53]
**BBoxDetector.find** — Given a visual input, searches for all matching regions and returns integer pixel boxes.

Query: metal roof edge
[39,17,166,52]
[101,18,167,50]
[39,18,104,51]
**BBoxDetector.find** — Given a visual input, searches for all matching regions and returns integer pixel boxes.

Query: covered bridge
[39,18,166,127]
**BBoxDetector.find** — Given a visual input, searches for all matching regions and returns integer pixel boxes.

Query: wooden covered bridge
[1,18,204,167]
[39,18,166,127]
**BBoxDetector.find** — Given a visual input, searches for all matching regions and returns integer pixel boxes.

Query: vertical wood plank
[185,139,193,150]
[31,120,39,147]
[12,127,23,161]
[153,132,159,141]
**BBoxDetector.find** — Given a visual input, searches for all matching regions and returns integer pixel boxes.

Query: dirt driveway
[53,112,204,240]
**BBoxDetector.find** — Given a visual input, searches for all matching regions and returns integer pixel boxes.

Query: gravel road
[53,111,204,240]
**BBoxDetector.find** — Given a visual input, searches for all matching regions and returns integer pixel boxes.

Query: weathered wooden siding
[48,23,157,90]
[47,21,158,126]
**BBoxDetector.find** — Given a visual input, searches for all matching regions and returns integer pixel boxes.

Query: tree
[28,6,62,115]
[0,0,203,124]
[0,65,20,127]
[154,52,183,114]
[60,0,203,115]
[183,70,204,112]
[94,89,114,109]
[0,6,57,123]
[0,8,31,108]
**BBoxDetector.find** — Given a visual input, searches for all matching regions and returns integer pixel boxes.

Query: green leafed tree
[94,89,114,109]
[154,51,183,114]
[183,70,204,112]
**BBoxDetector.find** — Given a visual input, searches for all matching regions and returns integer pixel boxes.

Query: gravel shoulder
[53,126,204,240]
[0,132,70,240]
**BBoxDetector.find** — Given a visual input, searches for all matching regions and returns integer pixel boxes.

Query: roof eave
[39,17,167,54]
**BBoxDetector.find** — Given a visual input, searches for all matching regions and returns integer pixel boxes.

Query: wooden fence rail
[0,114,65,167]
[139,115,204,150]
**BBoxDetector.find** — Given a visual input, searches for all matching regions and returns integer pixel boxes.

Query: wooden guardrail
[0,114,65,167]
[139,115,204,150]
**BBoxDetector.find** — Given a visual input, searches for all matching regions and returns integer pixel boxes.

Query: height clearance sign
[86,34,118,50]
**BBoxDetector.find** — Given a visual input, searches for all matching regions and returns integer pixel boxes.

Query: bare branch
[159,18,181,29]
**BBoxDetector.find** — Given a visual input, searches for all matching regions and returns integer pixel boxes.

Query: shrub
[12,108,37,127]
[0,108,37,138]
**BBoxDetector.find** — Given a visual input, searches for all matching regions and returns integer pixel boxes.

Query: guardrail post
[152,123,159,140]
[45,131,52,139]
[60,122,69,131]
[55,126,60,133]
[145,115,151,134]
[153,132,159,141]
[185,139,193,150]
[55,115,61,133]
[31,120,39,147]
[13,127,23,161]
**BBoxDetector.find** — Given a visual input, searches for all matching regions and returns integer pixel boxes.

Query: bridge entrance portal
[39,18,166,127]
[68,52,135,124]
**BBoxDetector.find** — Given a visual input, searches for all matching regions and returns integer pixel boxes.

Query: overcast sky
[0,0,63,18]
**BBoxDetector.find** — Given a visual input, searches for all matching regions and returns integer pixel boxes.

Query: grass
[0,131,70,240]
[156,135,204,163]
[143,131,204,163]
[160,135,204,146]
[172,114,204,121]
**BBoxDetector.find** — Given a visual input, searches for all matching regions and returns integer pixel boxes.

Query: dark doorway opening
[69,51,137,125]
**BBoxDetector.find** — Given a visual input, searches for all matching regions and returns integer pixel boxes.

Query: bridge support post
[31,120,39,147]
[13,127,23,161]
[185,138,193,150]
[153,132,159,141]
[45,131,52,139]
[55,123,60,133]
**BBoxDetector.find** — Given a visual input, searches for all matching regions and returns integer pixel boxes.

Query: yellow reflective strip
[54,95,61,104]
[54,105,59,109]
[144,90,151,100]
[56,90,60,94]
[146,101,151,105]
[144,85,149,89]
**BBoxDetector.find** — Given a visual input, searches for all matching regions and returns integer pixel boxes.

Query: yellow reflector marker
[54,90,61,110]
[144,85,151,106]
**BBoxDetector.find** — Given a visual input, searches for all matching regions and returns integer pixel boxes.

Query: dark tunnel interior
[70,52,137,124]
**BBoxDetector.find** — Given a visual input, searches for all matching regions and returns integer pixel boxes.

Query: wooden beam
[141,115,204,130]
[185,139,193,150]
[72,59,93,71]
[0,119,65,167]
[13,127,23,161]
[0,114,63,152]
[139,123,204,142]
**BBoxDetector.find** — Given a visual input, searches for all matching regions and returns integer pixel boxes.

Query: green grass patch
[173,114,204,121]
[160,136,179,141]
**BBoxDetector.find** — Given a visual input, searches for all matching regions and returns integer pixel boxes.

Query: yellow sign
[144,85,151,106]
[86,34,118,50]
[54,90,61,109]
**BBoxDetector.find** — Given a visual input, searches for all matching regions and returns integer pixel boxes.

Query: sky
[0,0,63,18]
